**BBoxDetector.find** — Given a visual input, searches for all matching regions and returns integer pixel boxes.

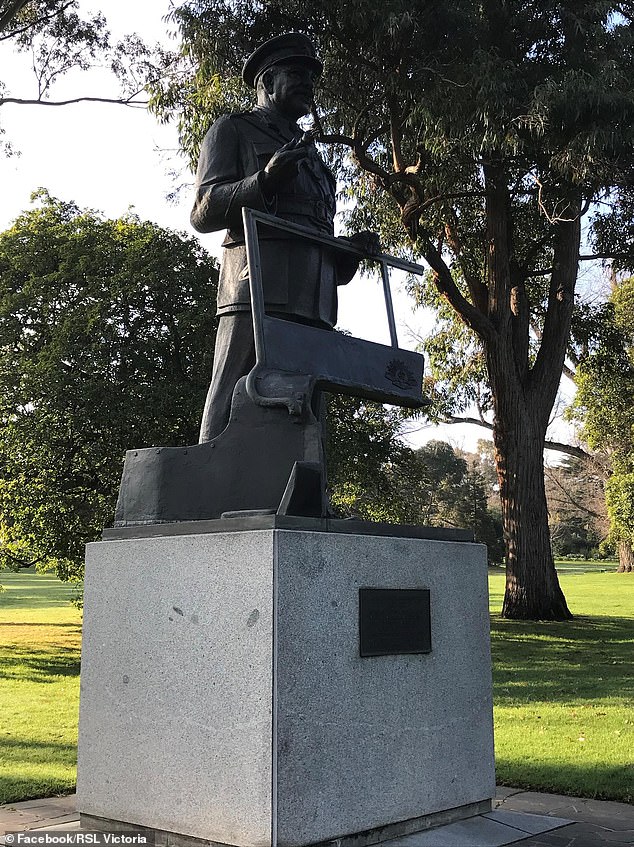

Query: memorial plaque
[359,588,431,657]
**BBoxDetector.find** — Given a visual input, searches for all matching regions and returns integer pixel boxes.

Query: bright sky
[0,1,581,457]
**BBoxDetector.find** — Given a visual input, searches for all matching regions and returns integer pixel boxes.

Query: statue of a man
[191,33,377,442]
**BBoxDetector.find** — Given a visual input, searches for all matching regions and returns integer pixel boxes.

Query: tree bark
[412,163,580,620]
[617,540,634,573]
[486,338,573,619]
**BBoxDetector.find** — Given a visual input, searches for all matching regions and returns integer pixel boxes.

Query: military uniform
[190,32,358,442]
[191,105,356,441]
[191,105,343,326]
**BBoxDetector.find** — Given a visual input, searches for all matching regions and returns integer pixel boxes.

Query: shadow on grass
[491,614,634,705]
[495,757,633,803]
[0,737,77,805]
[0,645,81,682]
[0,736,77,756]
[0,622,81,628]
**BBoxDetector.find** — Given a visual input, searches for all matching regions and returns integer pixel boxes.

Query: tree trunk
[617,540,634,573]
[487,340,573,620]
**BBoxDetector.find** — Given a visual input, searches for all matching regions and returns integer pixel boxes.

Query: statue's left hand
[348,230,382,257]
[336,230,382,285]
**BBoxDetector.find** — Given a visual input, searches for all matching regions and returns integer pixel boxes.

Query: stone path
[0,794,78,834]
[0,787,632,846]
[494,788,634,846]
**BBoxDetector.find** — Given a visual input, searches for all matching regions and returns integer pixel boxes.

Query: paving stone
[499,792,634,833]
[496,791,586,818]
[485,810,571,834]
[563,799,634,831]
[384,815,551,847]
[511,822,634,846]
[0,811,46,830]
[2,797,74,812]
[494,788,525,803]
[30,821,81,832]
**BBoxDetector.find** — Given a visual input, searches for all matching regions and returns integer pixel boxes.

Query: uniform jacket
[190,106,351,327]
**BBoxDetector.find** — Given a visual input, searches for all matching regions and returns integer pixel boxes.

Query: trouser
[198,312,329,443]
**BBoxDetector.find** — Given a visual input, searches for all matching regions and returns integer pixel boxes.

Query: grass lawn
[0,570,81,804]
[553,558,618,574]
[0,566,631,806]
[489,569,633,803]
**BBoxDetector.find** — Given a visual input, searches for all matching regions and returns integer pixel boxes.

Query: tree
[326,394,414,523]
[149,0,634,618]
[0,191,219,581]
[572,277,634,572]
[327,402,505,562]
[0,0,169,155]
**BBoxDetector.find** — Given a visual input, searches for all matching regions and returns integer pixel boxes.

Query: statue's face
[269,63,317,119]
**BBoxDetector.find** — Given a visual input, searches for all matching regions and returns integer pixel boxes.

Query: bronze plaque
[359,588,431,657]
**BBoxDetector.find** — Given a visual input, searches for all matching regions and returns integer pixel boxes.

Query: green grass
[489,570,634,802]
[1,567,632,806]
[0,570,81,804]
[553,558,618,573]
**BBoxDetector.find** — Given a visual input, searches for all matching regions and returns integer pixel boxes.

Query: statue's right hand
[262,138,310,192]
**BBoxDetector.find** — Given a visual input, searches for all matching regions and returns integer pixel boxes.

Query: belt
[275,195,334,226]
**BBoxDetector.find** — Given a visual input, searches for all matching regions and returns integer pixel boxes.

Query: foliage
[327,398,504,561]
[545,456,608,559]
[0,191,219,581]
[326,394,413,523]
[0,0,172,155]
[572,277,634,569]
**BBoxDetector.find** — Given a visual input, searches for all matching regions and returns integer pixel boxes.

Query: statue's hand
[336,231,382,285]
[261,138,311,193]
[348,230,382,257]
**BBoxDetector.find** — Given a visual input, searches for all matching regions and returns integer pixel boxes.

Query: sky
[0,0,417,343]
[0,1,582,457]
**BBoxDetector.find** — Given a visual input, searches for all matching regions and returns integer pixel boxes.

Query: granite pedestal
[77,519,495,847]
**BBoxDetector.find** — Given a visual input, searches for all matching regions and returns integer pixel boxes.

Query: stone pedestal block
[77,522,495,847]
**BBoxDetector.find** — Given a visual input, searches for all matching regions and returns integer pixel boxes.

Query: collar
[252,105,300,138]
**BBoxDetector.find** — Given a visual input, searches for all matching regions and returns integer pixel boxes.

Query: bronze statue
[190,33,378,442]
[113,34,427,526]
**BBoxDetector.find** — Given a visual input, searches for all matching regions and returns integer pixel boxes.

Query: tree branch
[446,414,493,431]
[543,439,591,460]
[510,264,531,384]
[0,546,46,568]
[0,95,149,107]
[579,253,630,261]
[0,0,74,40]
[0,0,30,31]
[389,98,405,173]
[443,215,489,313]
[317,130,393,183]
[561,362,576,381]
[525,267,553,277]
[530,203,581,411]
[544,465,603,518]
[484,163,513,330]
[444,415,591,459]
[417,235,495,341]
